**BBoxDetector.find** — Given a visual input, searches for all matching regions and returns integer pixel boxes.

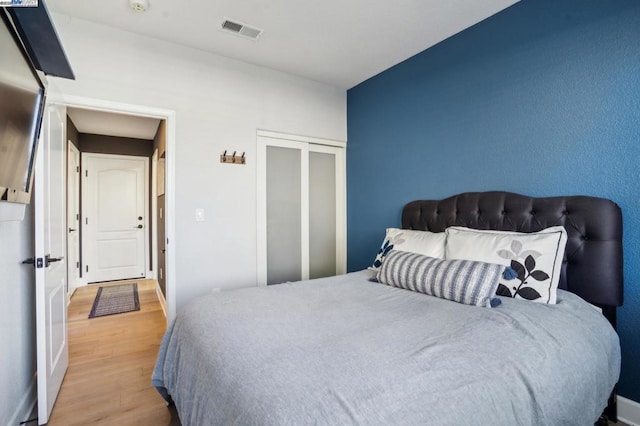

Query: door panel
[266,146,302,285]
[97,238,138,268]
[83,154,148,283]
[97,169,138,228]
[35,103,68,424]
[309,150,337,279]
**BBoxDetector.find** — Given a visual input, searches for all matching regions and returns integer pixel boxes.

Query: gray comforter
[152,270,620,425]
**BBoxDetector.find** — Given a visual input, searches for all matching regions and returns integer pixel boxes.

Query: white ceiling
[47,0,518,89]
[67,107,161,140]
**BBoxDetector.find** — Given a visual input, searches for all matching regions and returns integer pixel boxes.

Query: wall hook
[220,149,246,165]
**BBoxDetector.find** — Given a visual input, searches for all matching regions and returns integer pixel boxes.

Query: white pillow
[370,228,446,271]
[445,226,568,304]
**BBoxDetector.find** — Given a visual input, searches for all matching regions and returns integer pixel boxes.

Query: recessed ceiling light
[129,0,149,13]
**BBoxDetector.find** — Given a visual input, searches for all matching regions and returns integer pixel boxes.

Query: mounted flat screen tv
[0,9,47,208]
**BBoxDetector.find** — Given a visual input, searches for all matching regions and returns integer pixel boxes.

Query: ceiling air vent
[220,18,263,40]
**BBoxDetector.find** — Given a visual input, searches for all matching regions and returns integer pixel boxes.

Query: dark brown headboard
[402,192,623,312]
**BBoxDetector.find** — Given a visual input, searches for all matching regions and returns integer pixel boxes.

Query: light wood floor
[48,279,179,425]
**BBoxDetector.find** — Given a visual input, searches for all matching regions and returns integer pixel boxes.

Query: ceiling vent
[220,18,263,40]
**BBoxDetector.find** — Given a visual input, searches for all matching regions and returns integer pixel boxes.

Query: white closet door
[309,146,341,279]
[257,132,346,286]
[266,145,303,284]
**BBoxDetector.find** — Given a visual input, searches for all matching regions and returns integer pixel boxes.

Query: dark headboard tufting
[402,191,623,311]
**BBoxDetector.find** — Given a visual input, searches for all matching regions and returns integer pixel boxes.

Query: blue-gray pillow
[376,250,504,308]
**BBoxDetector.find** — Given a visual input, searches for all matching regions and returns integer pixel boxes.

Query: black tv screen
[0,9,46,204]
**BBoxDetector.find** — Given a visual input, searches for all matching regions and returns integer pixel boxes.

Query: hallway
[47,280,176,425]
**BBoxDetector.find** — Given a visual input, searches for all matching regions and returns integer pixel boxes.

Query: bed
[153,191,623,425]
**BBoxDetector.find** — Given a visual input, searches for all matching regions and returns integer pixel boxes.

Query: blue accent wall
[347,0,640,401]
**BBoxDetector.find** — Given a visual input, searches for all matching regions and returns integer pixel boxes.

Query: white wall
[47,14,347,308]
[0,205,36,424]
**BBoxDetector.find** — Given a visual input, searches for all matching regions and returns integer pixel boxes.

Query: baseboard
[619,395,640,426]
[8,376,37,426]
[156,281,167,318]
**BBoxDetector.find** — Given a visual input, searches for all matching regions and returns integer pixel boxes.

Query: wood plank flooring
[48,279,179,425]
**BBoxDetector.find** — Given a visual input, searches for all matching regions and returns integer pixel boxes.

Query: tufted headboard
[402,192,623,319]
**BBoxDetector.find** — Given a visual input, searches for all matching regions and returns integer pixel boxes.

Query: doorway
[49,94,176,323]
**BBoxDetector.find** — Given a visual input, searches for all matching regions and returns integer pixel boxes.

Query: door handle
[69,228,77,233]
[22,257,44,268]
[136,224,143,229]
[45,254,64,267]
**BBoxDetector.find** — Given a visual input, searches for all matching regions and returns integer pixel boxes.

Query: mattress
[153,270,620,425]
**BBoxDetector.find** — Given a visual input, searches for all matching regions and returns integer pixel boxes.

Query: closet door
[257,132,345,286]
[309,146,339,279]
[266,144,302,284]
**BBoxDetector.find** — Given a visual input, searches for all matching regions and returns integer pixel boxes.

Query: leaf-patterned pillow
[444,226,568,304]
[370,228,446,271]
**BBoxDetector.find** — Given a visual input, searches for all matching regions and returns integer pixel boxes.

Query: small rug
[88,283,140,318]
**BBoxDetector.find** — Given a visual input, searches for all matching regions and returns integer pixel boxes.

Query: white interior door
[67,142,81,295]
[82,153,148,283]
[35,103,69,424]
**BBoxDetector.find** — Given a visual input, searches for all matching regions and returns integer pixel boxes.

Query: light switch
[195,208,205,222]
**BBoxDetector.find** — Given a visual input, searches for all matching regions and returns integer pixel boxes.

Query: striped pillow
[376,250,504,308]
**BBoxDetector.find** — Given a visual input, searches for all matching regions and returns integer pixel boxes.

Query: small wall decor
[220,150,246,165]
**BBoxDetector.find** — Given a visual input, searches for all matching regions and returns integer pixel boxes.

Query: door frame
[256,130,346,286]
[67,141,81,297]
[151,149,158,281]
[48,93,177,323]
[81,152,150,283]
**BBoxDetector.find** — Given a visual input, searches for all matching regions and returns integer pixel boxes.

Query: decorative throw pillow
[445,226,568,304]
[370,228,446,270]
[376,250,504,308]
